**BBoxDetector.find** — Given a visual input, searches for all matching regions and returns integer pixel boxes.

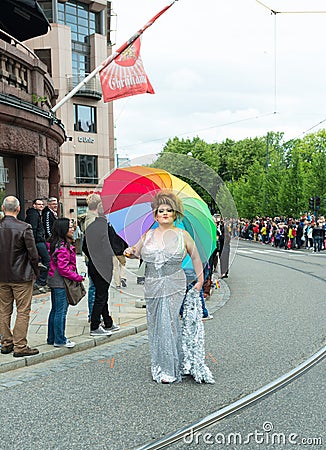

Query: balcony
[0,30,65,145]
[67,74,102,100]
[0,32,56,110]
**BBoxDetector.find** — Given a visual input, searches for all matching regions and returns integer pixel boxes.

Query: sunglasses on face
[157,208,174,214]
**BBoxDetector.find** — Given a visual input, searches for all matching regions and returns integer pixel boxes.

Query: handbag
[63,277,86,306]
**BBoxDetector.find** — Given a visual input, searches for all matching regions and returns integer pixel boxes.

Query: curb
[0,322,148,374]
[0,281,229,375]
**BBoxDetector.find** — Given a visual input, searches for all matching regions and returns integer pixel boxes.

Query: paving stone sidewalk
[0,256,228,374]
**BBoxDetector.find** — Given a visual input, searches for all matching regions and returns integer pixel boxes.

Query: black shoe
[1,344,14,354]
[13,347,39,357]
[121,278,127,287]
[33,284,47,294]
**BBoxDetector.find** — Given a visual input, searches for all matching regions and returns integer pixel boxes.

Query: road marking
[237,247,311,258]
[206,353,218,364]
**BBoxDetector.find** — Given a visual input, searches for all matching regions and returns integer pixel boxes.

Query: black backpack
[108,224,128,256]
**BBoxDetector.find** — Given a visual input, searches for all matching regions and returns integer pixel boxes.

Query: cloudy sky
[111,0,326,160]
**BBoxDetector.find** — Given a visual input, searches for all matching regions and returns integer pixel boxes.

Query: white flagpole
[51,1,177,114]
[51,53,118,113]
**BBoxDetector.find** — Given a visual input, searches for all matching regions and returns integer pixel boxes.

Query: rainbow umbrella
[101,166,216,264]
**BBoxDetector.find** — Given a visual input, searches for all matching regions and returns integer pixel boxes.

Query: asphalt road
[0,241,324,450]
[173,359,325,450]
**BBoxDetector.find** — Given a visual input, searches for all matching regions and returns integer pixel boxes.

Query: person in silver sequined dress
[124,191,204,384]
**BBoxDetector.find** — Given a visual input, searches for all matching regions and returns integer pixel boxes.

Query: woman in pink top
[47,218,84,348]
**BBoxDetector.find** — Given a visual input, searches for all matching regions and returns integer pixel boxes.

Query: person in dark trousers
[219,220,231,278]
[42,197,58,239]
[0,196,39,357]
[82,200,119,336]
[312,222,325,252]
[295,221,304,249]
[25,198,50,293]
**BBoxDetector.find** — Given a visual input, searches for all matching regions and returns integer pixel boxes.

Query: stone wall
[0,37,65,209]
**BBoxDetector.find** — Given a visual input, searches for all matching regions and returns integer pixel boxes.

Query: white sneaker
[90,325,112,336]
[54,340,76,348]
[104,323,120,332]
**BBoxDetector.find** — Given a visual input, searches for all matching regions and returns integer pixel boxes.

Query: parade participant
[219,220,231,278]
[124,190,204,384]
[47,218,84,348]
[0,196,40,357]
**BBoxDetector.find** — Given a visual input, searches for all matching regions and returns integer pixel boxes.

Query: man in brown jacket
[0,196,40,357]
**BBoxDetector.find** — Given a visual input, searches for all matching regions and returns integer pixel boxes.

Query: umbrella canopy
[0,0,50,42]
[101,166,216,264]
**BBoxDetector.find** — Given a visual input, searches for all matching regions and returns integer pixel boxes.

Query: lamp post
[265,132,270,214]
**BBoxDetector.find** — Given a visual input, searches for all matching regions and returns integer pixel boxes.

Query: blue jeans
[313,237,323,252]
[88,276,96,320]
[47,288,69,345]
[36,242,50,286]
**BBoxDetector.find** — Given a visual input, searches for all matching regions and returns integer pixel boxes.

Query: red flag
[100,37,154,102]
[99,2,176,103]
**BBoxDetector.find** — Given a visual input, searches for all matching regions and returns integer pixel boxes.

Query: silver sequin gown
[141,229,186,383]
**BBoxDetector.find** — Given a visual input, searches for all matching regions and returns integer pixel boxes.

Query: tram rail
[136,246,326,450]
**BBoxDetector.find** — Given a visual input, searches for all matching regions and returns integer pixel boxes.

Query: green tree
[151,129,326,218]
[229,161,266,218]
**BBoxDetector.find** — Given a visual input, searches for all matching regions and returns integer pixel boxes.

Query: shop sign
[78,136,95,143]
[69,190,101,196]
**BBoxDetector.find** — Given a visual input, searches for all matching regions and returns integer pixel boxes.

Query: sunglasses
[157,208,174,214]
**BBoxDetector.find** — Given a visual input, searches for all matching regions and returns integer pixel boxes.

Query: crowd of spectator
[234,215,326,252]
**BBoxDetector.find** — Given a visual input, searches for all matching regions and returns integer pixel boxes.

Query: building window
[72,48,90,78]
[77,199,87,216]
[74,104,96,133]
[37,1,54,22]
[58,1,100,43]
[58,1,101,77]
[75,155,98,184]
[0,156,18,205]
[34,49,52,76]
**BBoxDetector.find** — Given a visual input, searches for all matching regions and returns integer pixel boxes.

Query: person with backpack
[82,196,120,336]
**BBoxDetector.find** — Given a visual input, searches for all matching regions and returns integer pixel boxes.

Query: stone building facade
[27,0,115,220]
[0,33,66,217]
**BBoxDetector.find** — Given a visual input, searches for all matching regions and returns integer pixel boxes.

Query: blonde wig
[151,190,184,221]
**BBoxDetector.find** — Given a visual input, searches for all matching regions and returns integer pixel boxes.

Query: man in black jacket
[25,199,50,293]
[42,197,58,239]
[83,200,119,336]
[0,196,39,357]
